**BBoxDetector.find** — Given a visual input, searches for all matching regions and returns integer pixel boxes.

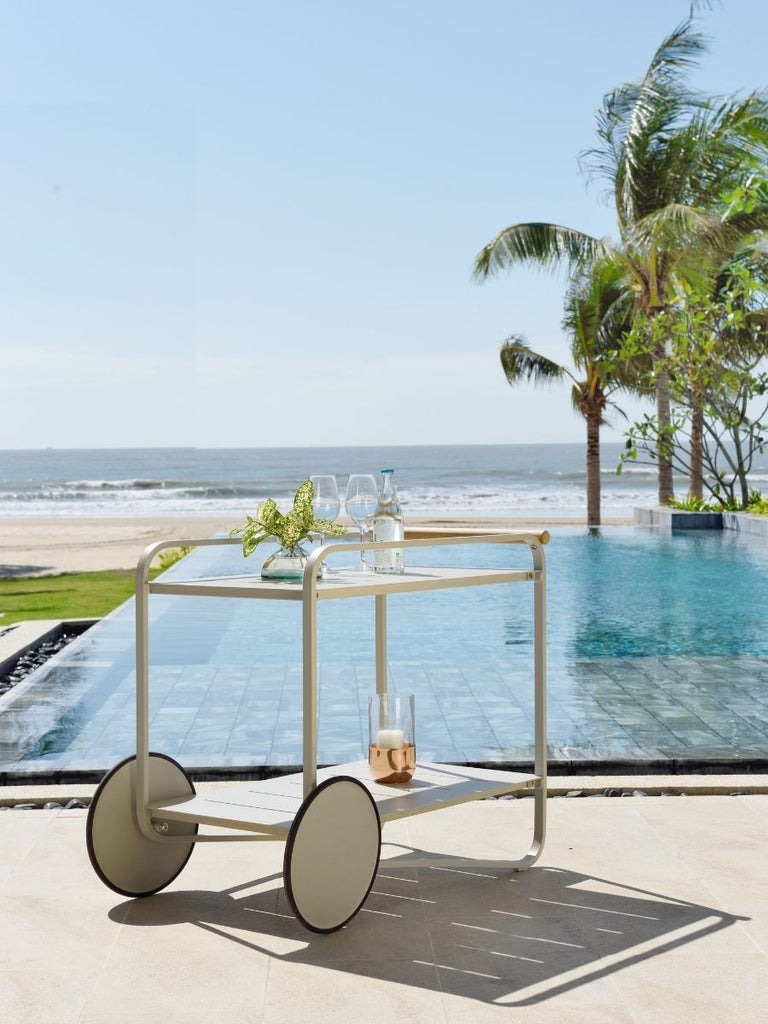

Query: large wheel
[284,776,381,933]
[86,753,197,897]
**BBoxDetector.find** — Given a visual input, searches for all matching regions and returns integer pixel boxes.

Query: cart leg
[86,753,197,897]
[284,776,381,932]
[508,777,546,871]
[375,594,387,696]
[507,541,548,871]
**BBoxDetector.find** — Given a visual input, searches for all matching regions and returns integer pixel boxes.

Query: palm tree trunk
[586,409,601,534]
[656,366,674,504]
[689,405,704,500]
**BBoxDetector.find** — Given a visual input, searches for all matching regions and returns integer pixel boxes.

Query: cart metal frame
[87,529,548,931]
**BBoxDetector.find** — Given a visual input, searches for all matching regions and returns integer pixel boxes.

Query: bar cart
[86,530,549,933]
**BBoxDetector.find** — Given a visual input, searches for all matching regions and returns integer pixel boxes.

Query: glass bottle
[372,469,405,574]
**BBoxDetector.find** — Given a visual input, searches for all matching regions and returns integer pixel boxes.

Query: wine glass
[310,474,340,573]
[345,474,378,573]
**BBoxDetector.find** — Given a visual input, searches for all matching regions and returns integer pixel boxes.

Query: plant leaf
[257,498,283,536]
[313,519,347,536]
[292,479,316,531]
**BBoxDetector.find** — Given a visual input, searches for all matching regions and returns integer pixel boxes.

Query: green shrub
[155,546,192,572]
[745,492,768,515]
[668,495,716,511]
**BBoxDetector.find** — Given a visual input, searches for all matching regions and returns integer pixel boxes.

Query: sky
[2,0,768,449]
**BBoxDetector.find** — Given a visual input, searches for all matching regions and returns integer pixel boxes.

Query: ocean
[0,443,759,519]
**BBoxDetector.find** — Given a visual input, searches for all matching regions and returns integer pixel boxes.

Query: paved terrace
[1,792,767,1023]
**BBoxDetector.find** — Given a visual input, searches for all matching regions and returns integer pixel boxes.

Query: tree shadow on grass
[0,564,54,579]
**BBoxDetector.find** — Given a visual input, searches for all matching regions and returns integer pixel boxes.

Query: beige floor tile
[0,811,56,887]
[523,871,747,952]
[363,866,431,921]
[402,799,544,862]
[609,951,768,1024]
[674,848,768,912]
[744,794,768,819]
[0,969,91,1024]
[261,957,448,1024]
[691,874,768,916]
[634,794,768,843]
[168,836,286,906]
[120,884,306,955]
[81,898,273,1023]
[574,900,756,958]
[412,863,571,919]
[440,990,636,1024]
[273,891,436,963]
[0,890,128,972]
[736,910,768,955]
[431,916,635,1022]
[427,912,597,986]
[5,812,98,895]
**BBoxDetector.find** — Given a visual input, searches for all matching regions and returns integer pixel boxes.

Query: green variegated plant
[231,479,346,557]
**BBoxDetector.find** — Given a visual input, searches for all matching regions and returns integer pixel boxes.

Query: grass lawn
[0,570,141,625]
[0,549,189,626]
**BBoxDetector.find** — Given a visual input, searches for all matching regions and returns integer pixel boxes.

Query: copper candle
[368,694,415,784]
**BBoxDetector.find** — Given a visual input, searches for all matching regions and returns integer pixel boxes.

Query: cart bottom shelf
[148,761,541,835]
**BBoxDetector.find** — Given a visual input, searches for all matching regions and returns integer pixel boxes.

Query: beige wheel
[86,753,197,897]
[284,776,381,933]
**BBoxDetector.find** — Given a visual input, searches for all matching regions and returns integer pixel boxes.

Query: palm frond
[582,19,709,228]
[716,199,768,246]
[474,223,608,279]
[629,202,718,254]
[499,335,567,385]
[570,382,585,416]
[564,259,634,361]
[671,94,768,208]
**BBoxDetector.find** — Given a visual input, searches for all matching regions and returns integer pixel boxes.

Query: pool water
[278,527,768,662]
[2,527,768,776]
[548,528,768,659]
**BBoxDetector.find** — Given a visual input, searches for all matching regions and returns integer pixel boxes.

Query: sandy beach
[0,514,633,577]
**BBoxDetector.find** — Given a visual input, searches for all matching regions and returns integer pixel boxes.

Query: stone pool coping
[3,773,767,808]
[635,506,768,535]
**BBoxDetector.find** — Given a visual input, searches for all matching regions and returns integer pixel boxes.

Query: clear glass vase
[368,693,416,784]
[260,543,309,582]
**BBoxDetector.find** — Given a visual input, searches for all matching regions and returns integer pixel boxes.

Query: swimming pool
[2,527,768,776]
[549,528,768,659]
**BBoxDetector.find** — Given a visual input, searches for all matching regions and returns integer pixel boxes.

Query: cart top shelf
[150,564,542,601]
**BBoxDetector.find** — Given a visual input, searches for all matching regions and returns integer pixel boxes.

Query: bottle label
[373,517,405,573]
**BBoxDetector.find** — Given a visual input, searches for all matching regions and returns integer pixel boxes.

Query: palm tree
[474,18,768,505]
[498,260,639,531]
[687,215,768,498]
[663,241,768,501]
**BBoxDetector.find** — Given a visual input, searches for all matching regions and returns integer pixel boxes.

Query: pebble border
[2,785,763,811]
[0,631,81,696]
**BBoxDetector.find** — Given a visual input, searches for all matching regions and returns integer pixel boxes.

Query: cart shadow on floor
[108,855,746,1006]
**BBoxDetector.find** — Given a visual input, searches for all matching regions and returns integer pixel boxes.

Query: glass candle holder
[368,693,415,784]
